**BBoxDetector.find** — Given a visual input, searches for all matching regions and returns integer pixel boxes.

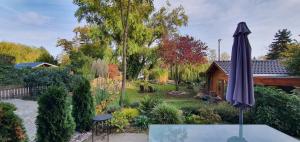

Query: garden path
[2,99,38,141]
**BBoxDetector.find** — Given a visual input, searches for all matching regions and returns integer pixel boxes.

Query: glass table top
[149,125,299,142]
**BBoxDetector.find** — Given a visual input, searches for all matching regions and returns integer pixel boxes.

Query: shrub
[150,68,168,84]
[129,101,140,108]
[197,107,221,124]
[24,68,72,90]
[253,86,300,137]
[94,88,109,105]
[134,115,151,129]
[106,104,121,113]
[139,96,163,117]
[36,86,75,142]
[181,105,200,116]
[0,102,28,142]
[184,114,203,124]
[110,111,130,132]
[151,103,182,124]
[213,102,239,123]
[121,108,140,122]
[72,76,95,132]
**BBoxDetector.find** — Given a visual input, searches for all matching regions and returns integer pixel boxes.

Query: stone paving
[2,99,38,141]
[85,133,148,142]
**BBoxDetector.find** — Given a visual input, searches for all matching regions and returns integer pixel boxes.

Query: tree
[36,47,57,64]
[0,42,46,63]
[159,35,208,90]
[266,29,292,59]
[36,86,75,142]
[283,43,300,76]
[220,52,230,61]
[208,49,217,62]
[72,76,95,132]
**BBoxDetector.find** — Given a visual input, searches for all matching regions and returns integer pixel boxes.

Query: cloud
[17,11,51,26]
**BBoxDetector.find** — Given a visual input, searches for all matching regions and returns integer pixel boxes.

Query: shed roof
[210,60,289,76]
[15,62,57,69]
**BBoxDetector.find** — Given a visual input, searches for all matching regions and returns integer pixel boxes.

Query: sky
[0,0,300,58]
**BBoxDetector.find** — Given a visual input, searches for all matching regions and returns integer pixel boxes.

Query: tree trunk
[120,0,131,107]
[175,63,179,91]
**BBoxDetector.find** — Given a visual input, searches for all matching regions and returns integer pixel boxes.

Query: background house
[206,60,300,98]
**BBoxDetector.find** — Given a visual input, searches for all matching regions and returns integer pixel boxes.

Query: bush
[139,96,163,117]
[253,86,300,137]
[129,101,140,108]
[110,111,130,132]
[72,76,95,132]
[184,114,203,124]
[121,108,140,122]
[151,103,182,124]
[134,115,150,129]
[94,88,109,105]
[213,102,239,123]
[0,102,28,142]
[181,105,200,116]
[196,107,221,124]
[36,86,75,142]
[106,104,121,113]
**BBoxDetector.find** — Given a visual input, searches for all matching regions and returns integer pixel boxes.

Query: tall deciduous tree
[159,35,208,90]
[283,43,300,76]
[266,29,292,59]
[220,52,230,61]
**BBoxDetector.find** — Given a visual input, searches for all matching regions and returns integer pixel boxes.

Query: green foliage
[23,68,72,90]
[94,88,109,105]
[213,102,239,123]
[106,104,121,113]
[0,102,28,142]
[184,114,203,124]
[284,43,300,76]
[150,67,169,84]
[36,86,75,142]
[177,64,209,83]
[0,54,15,65]
[253,86,300,137]
[139,96,163,116]
[110,111,130,132]
[0,65,28,86]
[129,101,140,108]
[72,76,95,132]
[134,115,150,129]
[69,50,93,78]
[36,47,57,64]
[0,42,46,63]
[151,103,182,124]
[266,29,292,59]
[121,108,140,122]
[196,107,221,124]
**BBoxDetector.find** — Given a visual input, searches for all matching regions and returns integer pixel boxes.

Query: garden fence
[0,85,47,100]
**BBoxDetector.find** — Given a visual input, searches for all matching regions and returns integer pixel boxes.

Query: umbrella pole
[239,107,243,138]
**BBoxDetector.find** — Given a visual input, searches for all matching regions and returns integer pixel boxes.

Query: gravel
[1,99,38,142]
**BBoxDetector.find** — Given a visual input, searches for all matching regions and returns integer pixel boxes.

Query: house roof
[15,62,57,69]
[210,60,289,76]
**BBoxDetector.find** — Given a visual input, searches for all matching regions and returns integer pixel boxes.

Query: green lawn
[125,81,204,109]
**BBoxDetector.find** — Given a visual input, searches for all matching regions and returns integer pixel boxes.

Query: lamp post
[218,39,222,61]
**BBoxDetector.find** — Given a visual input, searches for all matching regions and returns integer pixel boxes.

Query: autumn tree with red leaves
[159,35,208,90]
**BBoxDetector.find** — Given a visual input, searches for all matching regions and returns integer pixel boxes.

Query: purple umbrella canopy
[226,22,255,108]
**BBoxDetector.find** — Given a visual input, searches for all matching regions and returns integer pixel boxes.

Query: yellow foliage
[121,108,140,121]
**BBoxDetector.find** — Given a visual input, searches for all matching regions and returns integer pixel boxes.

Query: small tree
[36,86,75,142]
[283,43,300,76]
[266,29,292,59]
[159,35,207,90]
[72,76,95,132]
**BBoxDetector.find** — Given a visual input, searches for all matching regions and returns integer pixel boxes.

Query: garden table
[92,114,112,142]
[149,124,299,142]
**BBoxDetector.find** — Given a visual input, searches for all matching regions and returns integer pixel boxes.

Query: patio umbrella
[226,22,255,137]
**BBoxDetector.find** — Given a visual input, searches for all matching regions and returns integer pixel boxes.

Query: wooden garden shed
[206,60,300,98]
